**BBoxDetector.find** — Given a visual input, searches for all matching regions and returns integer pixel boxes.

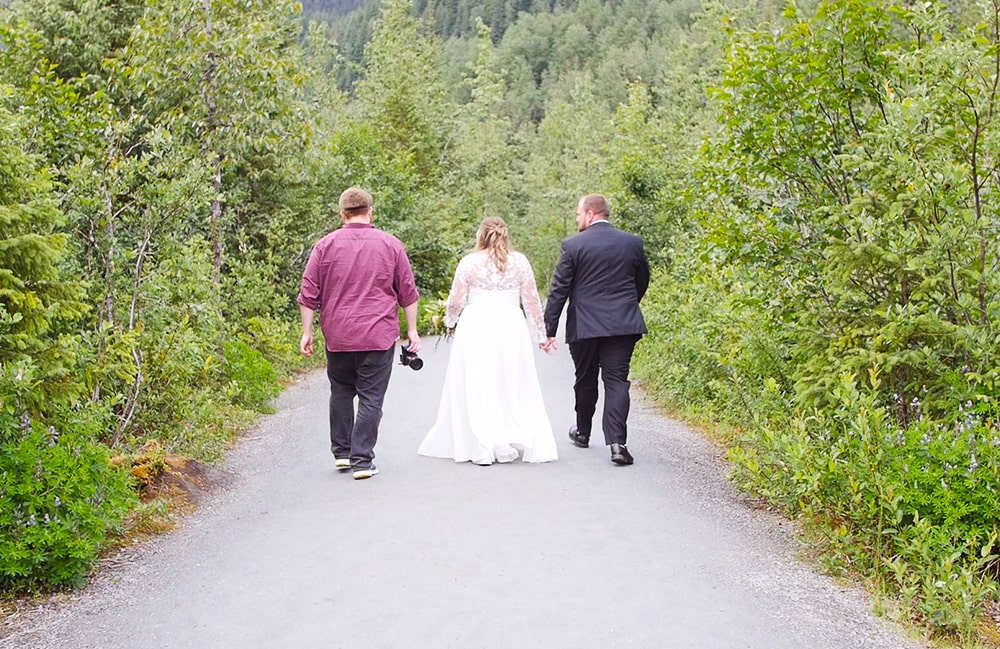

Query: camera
[399,345,423,371]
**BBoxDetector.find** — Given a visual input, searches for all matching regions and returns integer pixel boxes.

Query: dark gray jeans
[325,347,394,469]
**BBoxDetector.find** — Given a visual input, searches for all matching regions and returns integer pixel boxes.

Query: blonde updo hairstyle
[475,217,512,274]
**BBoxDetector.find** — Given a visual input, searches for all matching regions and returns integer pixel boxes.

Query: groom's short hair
[581,194,610,218]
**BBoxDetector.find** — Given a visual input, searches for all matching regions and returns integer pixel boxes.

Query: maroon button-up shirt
[297,223,420,352]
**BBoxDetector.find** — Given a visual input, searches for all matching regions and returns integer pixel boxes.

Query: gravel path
[0,336,927,649]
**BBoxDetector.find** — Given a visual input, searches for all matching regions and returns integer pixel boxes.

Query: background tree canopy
[1,0,998,643]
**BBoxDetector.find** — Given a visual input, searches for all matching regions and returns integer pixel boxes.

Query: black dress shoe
[568,426,590,448]
[610,444,634,465]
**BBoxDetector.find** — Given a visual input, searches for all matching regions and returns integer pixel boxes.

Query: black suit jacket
[544,221,650,344]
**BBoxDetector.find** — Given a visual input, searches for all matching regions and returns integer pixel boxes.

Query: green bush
[654,2,1000,639]
[240,315,317,376]
[0,406,135,591]
[418,296,448,336]
[223,339,280,411]
[633,255,794,429]
[728,369,999,636]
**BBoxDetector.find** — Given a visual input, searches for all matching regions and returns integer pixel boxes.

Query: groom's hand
[540,337,557,354]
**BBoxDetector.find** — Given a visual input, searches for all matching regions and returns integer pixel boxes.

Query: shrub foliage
[634,0,1000,638]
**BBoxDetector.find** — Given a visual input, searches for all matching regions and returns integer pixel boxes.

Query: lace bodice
[445,251,546,342]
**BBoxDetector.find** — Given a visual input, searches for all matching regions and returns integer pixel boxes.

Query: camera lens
[409,357,423,370]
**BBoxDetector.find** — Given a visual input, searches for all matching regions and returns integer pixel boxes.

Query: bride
[418,217,558,465]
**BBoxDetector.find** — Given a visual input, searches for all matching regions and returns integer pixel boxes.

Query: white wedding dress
[418,250,558,464]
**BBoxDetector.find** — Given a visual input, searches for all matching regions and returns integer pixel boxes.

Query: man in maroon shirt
[298,187,421,480]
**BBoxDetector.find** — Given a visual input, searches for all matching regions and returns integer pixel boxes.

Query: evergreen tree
[0,103,86,411]
[517,70,610,282]
[440,19,520,242]
[354,0,452,180]
[0,107,134,589]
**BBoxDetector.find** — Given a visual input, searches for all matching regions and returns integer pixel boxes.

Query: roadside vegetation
[1,0,997,644]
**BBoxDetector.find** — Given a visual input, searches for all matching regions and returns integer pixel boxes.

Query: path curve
[0,336,925,649]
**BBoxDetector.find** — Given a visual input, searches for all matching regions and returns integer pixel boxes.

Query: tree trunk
[203,0,223,284]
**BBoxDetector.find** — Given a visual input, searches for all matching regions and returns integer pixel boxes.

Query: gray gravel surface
[0,336,927,649]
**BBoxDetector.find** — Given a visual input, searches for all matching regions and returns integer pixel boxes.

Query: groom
[542,194,650,465]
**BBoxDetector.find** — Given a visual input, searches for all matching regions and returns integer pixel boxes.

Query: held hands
[539,337,557,355]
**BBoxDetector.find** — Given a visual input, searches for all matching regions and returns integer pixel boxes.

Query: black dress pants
[568,335,640,446]
[325,347,394,469]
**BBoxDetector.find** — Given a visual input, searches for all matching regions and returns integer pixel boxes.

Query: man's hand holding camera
[399,344,423,370]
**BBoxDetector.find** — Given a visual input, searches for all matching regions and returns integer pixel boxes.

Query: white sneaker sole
[353,467,379,480]
[334,459,350,471]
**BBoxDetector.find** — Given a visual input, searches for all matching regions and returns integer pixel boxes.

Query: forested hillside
[305,0,580,37]
[300,0,367,23]
[301,0,365,13]
[1,0,998,644]
[314,0,703,92]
